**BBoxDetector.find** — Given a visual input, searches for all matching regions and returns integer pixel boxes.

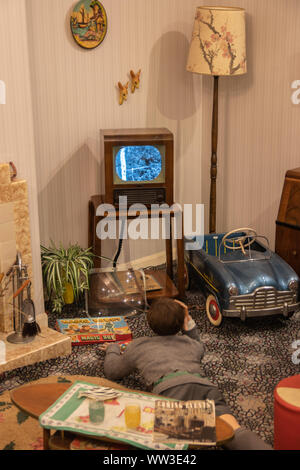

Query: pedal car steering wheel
[221,228,258,255]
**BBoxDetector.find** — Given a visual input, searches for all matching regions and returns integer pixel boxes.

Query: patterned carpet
[1,285,300,448]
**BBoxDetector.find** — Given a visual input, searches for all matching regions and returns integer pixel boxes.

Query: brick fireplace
[0,163,71,374]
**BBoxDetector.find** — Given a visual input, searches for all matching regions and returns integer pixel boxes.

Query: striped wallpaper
[1,0,300,277]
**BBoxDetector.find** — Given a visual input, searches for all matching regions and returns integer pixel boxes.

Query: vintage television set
[101,128,174,207]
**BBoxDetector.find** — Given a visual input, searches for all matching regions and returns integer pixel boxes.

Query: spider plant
[41,242,110,313]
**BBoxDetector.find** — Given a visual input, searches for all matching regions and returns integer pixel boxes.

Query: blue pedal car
[185,228,300,326]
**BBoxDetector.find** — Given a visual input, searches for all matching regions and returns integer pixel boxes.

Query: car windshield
[218,234,271,263]
[187,232,272,263]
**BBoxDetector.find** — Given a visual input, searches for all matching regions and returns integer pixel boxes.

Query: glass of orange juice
[124,403,141,430]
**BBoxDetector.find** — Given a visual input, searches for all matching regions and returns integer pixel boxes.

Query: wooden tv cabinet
[88,195,185,300]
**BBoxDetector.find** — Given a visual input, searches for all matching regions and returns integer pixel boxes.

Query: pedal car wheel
[206,294,223,326]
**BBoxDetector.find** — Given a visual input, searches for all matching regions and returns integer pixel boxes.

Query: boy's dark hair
[147,297,185,336]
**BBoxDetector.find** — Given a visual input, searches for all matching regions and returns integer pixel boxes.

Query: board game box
[56,316,132,346]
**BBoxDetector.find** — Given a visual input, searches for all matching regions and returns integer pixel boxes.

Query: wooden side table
[88,195,186,299]
[10,376,234,450]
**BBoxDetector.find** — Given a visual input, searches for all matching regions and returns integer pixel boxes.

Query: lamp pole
[210,75,219,234]
[186,6,246,235]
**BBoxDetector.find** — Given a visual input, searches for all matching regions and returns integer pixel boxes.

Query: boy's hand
[99,342,119,352]
[183,313,194,331]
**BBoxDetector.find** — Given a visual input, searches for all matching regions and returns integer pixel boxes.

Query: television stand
[88,195,185,300]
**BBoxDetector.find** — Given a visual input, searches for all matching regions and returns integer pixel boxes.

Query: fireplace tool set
[1,253,41,345]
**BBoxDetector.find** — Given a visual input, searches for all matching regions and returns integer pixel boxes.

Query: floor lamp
[187,6,247,233]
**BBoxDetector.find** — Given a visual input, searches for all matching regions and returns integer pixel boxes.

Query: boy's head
[147,297,185,336]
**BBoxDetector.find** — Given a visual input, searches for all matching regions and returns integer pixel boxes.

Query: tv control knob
[156,194,164,203]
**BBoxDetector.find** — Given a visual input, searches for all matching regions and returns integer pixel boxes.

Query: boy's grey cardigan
[103,320,216,394]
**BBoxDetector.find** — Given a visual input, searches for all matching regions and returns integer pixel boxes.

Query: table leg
[43,428,51,450]
[88,200,94,250]
[89,198,102,268]
[166,217,173,280]
[177,215,185,299]
[93,213,102,269]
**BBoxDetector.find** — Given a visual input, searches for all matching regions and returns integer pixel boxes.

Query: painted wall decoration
[70,1,107,49]
[118,81,129,105]
[130,70,141,94]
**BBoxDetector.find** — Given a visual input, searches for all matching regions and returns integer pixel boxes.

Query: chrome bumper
[223,301,300,320]
[223,287,300,320]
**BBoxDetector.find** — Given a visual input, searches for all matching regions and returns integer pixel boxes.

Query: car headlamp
[289,280,298,292]
[228,285,238,296]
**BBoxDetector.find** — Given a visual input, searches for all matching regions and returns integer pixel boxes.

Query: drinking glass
[89,400,105,424]
[124,403,141,430]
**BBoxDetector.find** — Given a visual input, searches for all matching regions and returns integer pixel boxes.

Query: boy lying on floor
[100,297,272,450]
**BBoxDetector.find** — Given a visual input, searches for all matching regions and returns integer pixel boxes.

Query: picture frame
[70,0,107,50]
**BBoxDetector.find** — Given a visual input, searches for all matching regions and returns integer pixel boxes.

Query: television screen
[113,145,165,184]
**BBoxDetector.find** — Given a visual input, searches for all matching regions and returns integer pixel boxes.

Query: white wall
[26,0,203,263]
[201,0,300,248]
[2,0,299,278]
[0,0,44,314]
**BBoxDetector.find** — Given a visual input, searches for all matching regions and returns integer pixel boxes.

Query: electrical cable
[113,218,126,268]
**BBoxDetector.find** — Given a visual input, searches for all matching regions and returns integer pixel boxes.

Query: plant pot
[64,282,74,305]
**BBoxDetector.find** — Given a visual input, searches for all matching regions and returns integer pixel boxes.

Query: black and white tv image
[113,145,166,185]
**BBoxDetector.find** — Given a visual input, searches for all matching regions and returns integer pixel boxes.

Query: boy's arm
[182,316,200,341]
[175,299,201,342]
[175,299,205,360]
[182,316,205,360]
[102,342,136,381]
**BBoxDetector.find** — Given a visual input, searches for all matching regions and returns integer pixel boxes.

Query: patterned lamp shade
[187,6,247,76]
